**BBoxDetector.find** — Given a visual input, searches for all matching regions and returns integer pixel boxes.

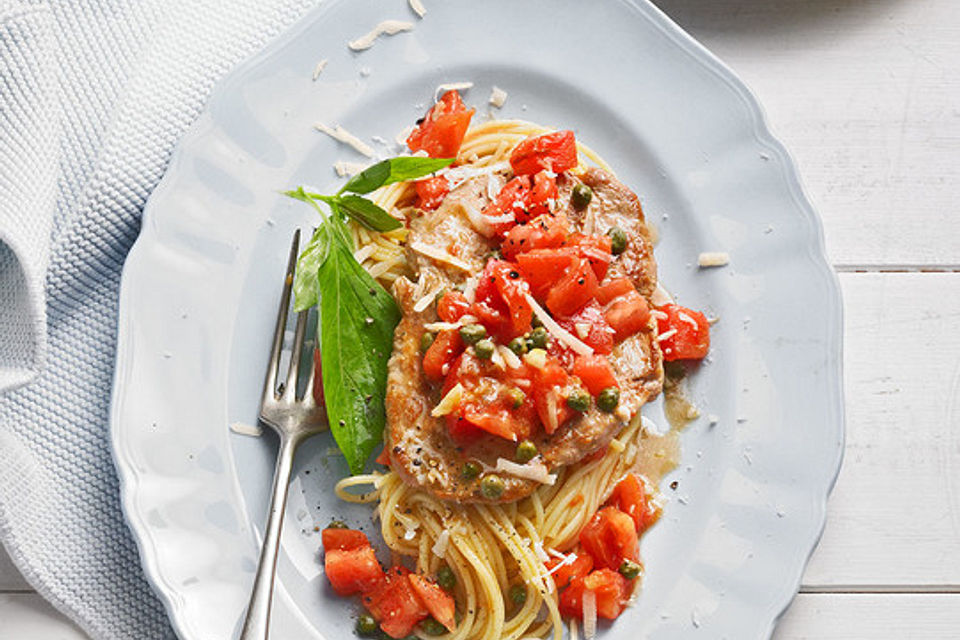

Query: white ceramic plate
[110,1,844,638]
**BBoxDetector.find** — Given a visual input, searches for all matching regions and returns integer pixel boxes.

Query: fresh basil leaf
[318,229,400,475]
[337,194,402,232]
[292,226,329,312]
[340,157,455,195]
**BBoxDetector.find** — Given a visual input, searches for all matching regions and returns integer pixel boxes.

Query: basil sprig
[283,155,453,474]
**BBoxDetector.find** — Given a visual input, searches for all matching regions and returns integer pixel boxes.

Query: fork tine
[262,229,300,405]
[283,308,309,400]
[303,335,318,409]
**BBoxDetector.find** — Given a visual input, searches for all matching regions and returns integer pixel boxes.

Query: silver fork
[240,230,327,640]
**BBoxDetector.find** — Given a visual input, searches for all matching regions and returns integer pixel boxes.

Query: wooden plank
[776,594,960,639]
[655,0,960,267]
[0,594,88,639]
[0,544,30,591]
[801,272,960,587]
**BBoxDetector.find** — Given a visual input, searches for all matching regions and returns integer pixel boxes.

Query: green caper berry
[420,332,436,353]
[607,226,628,255]
[527,326,549,349]
[515,440,538,463]
[356,613,378,636]
[508,337,528,355]
[420,617,447,636]
[566,389,591,412]
[461,461,481,480]
[326,519,348,529]
[507,387,526,409]
[530,314,543,328]
[480,474,505,499]
[436,564,457,590]
[459,323,486,345]
[571,184,593,210]
[619,559,642,580]
[597,387,620,413]
[508,584,528,606]
[473,338,495,359]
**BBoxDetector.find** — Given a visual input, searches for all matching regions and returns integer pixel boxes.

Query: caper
[326,519,348,529]
[526,326,549,350]
[515,440,538,463]
[420,617,447,636]
[420,332,436,353]
[459,323,486,345]
[597,387,620,413]
[480,474,505,499]
[508,337,528,355]
[355,613,378,636]
[461,461,481,480]
[571,184,593,210]
[566,389,591,412]
[508,584,527,606]
[619,559,643,580]
[530,314,543,328]
[507,387,526,409]
[436,564,457,590]
[607,226,628,255]
[474,338,495,359]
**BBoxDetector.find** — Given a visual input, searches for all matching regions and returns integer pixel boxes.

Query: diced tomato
[321,528,370,552]
[481,175,529,235]
[546,553,594,589]
[607,474,661,534]
[572,354,619,396]
[579,507,639,571]
[595,278,636,306]
[437,290,471,323]
[325,547,384,596]
[565,233,613,282]
[559,569,630,620]
[408,574,457,631]
[445,408,485,445]
[422,330,463,381]
[546,256,598,318]
[375,447,391,467]
[515,248,575,299]
[509,130,578,176]
[604,291,651,343]
[414,175,450,210]
[655,304,710,361]
[474,260,532,339]
[463,404,530,441]
[364,566,430,639]
[521,171,559,222]
[406,90,474,158]
[531,358,576,435]
[558,302,614,354]
[502,212,569,261]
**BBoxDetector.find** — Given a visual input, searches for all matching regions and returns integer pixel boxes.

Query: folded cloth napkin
[0,1,315,637]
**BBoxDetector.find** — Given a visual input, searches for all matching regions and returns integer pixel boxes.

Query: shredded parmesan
[413,284,446,313]
[438,160,510,190]
[311,58,328,80]
[334,160,367,177]
[609,438,626,452]
[524,293,594,356]
[499,345,522,369]
[431,529,450,557]
[395,125,414,148]
[524,348,547,369]
[574,323,591,339]
[431,383,463,417]
[495,458,557,485]
[582,590,597,639]
[657,328,678,342]
[677,311,700,329]
[650,309,668,321]
[348,20,414,51]
[314,122,375,157]
[408,0,426,17]
[698,251,730,268]
[423,320,465,332]
[489,86,508,108]
[435,82,474,102]
[533,540,550,562]
[544,390,559,433]
[230,422,262,437]
[409,241,474,272]
[569,619,579,640]
[651,282,673,307]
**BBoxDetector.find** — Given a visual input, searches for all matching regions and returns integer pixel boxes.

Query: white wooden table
[2,0,959,637]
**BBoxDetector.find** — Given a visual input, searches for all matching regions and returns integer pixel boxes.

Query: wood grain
[776,594,960,639]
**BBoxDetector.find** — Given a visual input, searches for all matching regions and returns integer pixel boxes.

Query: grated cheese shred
[495,458,557,485]
[314,122,375,157]
[348,20,414,51]
[409,241,474,272]
[524,293,594,356]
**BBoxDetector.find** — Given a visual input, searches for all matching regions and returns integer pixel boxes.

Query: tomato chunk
[595,278,636,306]
[407,90,474,158]
[560,569,630,620]
[408,574,457,631]
[579,506,639,571]
[531,358,576,435]
[515,247,575,300]
[502,212,569,260]
[572,354,619,396]
[546,552,594,589]
[321,527,370,552]
[509,130,578,176]
[325,547,384,596]
[364,567,430,639]
[422,329,463,382]
[565,232,613,282]
[414,175,450,211]
[604,291,650,342]
[437,290,471,323]
[558,303,614,354]
[463,404,529,442]
[474,260,532,339]
[607,473,661,534]
[655,304,710,360]
[525,170,559,220]
[546,256,598,318]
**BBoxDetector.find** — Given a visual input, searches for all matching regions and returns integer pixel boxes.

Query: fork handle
[239,432,299,640]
